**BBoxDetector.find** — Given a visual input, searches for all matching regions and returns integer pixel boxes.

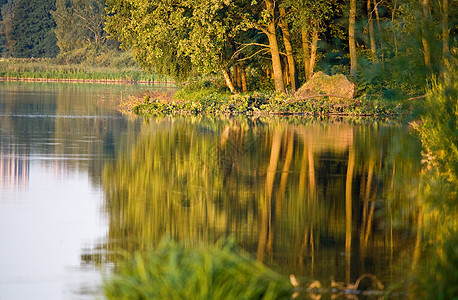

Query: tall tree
[421,0,432,74]
[52,0,106,53]
[105,0,245,88]
[9,0,59,57]
[349,0,357,76]
[278,5,298,91]
[261,0,285,92]
[0,0,14,55]
[283,0,340,81]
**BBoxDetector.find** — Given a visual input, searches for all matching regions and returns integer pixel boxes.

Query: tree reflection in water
[101,117,425,287]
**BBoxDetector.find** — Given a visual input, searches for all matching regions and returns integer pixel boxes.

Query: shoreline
[0,77,175,86]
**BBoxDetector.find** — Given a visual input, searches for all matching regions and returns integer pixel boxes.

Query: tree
[9,0,58,57]
[261,0,285,92]
[278,5,298,91]
[0,0,14,56]
[52,0,106,53]
[105,0,247,87]
[282,0,341,81]
[349,0,357,76]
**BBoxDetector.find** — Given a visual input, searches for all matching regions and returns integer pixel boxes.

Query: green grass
[0,58,172,83]
[103,238,292,300]
[129,88,408,118]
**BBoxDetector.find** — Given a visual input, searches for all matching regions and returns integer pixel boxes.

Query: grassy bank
[122,84,411,119]
[0,58,174,84]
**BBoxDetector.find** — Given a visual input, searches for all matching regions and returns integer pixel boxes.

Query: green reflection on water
[102,117,426,287]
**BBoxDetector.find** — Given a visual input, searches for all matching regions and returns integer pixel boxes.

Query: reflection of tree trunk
[279,7,298,91]
[276,130,294,216]
[307,139,316,200]
[307,141,316,275]
[349,0,357,76]
[298,134,309,266]
[409,205,423,299]
[257,129,283,262]
[263,0,285,93]
[345,146,355,284]
[360,154,375,246]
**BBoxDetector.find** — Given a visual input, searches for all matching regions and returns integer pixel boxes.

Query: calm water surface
[0,82,424,299]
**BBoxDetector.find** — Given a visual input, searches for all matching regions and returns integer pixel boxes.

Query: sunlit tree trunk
[222,69,235,93]
[309,22,319,80]
[263,0,285,93]
[257,129,282,262]
[279,6,299,92]
[302,28,311,81]
[349,0,357,76]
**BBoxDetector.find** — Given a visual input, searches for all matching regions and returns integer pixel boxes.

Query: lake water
[0,82,425,299]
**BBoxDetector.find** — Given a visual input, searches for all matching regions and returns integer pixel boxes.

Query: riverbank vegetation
[2,0,456,107]
[411,60,457,299]
[0,57,169,83]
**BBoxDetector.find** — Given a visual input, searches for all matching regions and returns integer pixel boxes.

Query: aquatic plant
[103,238,292,300]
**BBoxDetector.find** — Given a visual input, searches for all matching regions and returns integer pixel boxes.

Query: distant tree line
[0,0,456,95]
[0,0,131,67]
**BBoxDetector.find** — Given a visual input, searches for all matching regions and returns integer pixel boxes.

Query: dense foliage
[0,0,455,97]
[411,57,458,300]
[104,0,456,97]
[1,0,59,58]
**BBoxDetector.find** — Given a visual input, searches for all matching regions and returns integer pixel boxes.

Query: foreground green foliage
[104,239,292,300]
[412,58,458,299]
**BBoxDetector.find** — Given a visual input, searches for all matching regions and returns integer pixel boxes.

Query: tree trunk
[421,0,432,74]
[282,55,290,87]
[373,0,384,61]
[309,22,319,80]
[279,6,299,92]
[367,0,376,57]
[442,0,449,57]
[349,0,357,76]
[302,28,311,81]
[222,69,235,93]
[264,0,285,93]
[240,60,248,93]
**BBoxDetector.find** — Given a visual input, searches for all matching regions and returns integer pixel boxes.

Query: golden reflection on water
[102,117,424,284]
